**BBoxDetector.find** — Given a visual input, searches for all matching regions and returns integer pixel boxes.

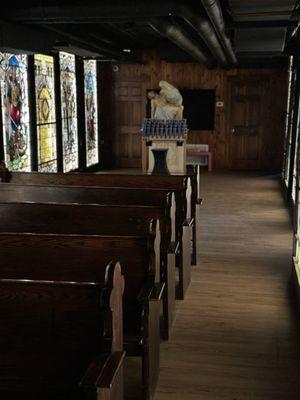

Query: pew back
[0,201,161,281]
[0,182,173,208]
[0,232,155,309]
[0,262,124,400]
[0,171,190,229]
[0,184,176,249]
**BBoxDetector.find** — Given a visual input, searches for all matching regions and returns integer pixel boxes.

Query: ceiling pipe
[150,19,213,68]
[201,0,237,65]
[182,9,228,67]
[3,1,234,67]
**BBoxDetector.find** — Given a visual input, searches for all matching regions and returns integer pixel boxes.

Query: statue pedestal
[143,138,186,174]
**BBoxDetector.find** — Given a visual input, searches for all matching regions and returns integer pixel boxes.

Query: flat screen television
[181,89,215,131]
[146,88,215,131]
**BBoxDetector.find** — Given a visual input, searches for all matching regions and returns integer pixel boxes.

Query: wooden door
[228,78,265,169]
[114,79,147,168]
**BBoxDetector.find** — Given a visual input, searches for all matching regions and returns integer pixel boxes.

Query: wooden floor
[154,171,300,400]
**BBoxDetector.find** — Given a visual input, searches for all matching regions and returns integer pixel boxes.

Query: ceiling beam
[41,25,135,60]
[0,19,58,53]
[229,20,298,29]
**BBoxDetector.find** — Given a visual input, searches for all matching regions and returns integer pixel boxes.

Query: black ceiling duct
[150,19,213,68]
[182,9,228,67]
[201,0,237,65]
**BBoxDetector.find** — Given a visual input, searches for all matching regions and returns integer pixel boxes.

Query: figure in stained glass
[84,60,99,166]
[0,53,31,171]
[60,52,78,172]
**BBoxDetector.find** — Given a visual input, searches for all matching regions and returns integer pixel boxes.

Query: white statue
[147,80,184,120]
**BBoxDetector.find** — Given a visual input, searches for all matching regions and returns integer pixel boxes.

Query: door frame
[226,75,266,170]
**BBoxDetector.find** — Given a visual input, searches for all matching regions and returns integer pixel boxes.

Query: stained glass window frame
[0,53,31,171]
[34,53,58,172]
[283,57,294,186]
[84,59,99,167]
[59,51,79,172]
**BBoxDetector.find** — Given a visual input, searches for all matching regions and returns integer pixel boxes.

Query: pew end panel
[177,218,193,299]
[165,249,177,337]
[103,261,125,353]
[142,282,165,400]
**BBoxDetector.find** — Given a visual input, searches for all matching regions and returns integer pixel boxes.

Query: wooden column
[282,57,295,183]
[27,55,38,171]
[287,57,300,203]
[98,63,114,169]
[54,54,63,172]
[76,56,86,171]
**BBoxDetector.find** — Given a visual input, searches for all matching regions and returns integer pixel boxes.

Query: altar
[141,119,187,174]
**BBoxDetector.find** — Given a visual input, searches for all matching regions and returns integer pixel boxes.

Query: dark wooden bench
[0,199,176,339]
[0,170,194,298]
[0,168,196,232]
[0,229,163,400]
[0,261,125,400]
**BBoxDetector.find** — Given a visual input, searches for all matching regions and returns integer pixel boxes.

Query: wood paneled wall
[100,51,288,170]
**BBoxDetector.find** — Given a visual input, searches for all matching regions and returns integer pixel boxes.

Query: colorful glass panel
[0,53,31,171]
[59,52,78,172]
[84,60,99,167]
[35,54,57,172]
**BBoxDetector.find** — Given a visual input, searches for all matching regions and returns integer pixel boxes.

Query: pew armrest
[196,198,203,205]
[80,351,125,390]
[169,240,180,255]
[183,217,194,227]
[150,282,165,301]
[138,282,165,303]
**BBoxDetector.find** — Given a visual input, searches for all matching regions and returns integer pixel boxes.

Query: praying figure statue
[147,81,184,120]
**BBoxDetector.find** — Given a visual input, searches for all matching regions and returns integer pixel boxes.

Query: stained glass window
[84,60,99,167]
[59,52,78,172]
[34,54,57,172]
[0,53,31,171]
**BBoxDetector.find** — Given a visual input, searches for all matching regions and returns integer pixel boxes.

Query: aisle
[154,171,300,400]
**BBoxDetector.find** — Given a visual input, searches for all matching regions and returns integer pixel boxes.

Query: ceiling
[0,0,299,68]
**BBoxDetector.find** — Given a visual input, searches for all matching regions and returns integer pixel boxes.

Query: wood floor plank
[154,171,300,400]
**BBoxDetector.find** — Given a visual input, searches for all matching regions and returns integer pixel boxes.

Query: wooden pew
[0,182,175,209]
[0,170,193,298]
[0,228,163,400]
[0,199,175,339]
[0,262,125,400]
[0,168,196,225]
[0,171,193,243]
